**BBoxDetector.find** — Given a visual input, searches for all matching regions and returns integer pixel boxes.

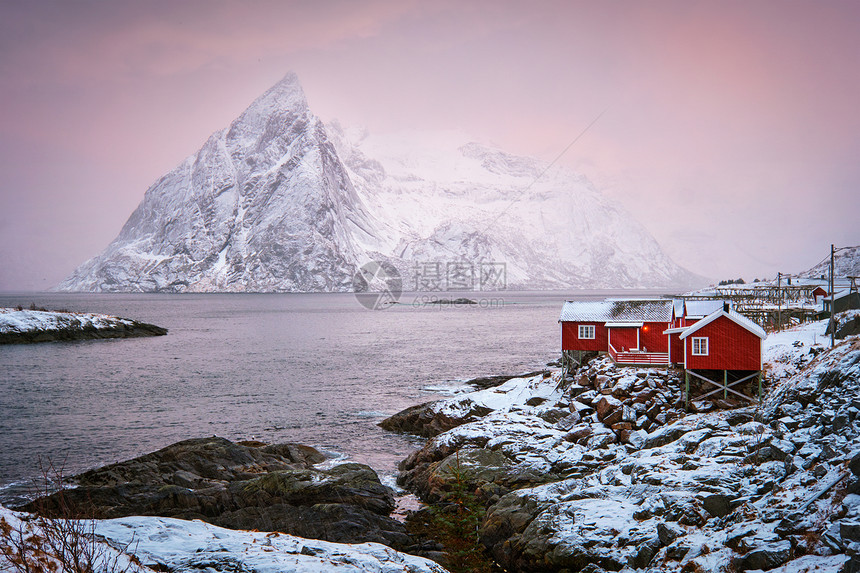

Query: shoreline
[376,318,860,572]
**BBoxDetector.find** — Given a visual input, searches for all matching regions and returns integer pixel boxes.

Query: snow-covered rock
[0,506,448,573]
[95,515,448,573]
[392,327,860,572]
[0,307,166,343]
[58,73,701,293]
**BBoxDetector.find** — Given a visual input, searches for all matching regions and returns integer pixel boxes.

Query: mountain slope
[59,73,374,292]
[328,125,701,290]
[59,73,702,293]
[799,245,860,279]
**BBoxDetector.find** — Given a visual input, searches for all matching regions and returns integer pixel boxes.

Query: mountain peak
[57,73,702,293]
[238,72,309,123]
[269,71,305,101]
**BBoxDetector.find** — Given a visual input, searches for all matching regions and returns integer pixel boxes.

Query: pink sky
[1,0,858,290]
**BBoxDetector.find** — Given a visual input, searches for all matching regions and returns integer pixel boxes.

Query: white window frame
[578,324,595,339]
[691,337,709,356]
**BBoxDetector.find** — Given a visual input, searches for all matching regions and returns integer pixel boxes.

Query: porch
[608,342,669,366]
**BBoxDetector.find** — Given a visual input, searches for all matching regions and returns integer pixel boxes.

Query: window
[692,337,709,356]
[578,325,595,339]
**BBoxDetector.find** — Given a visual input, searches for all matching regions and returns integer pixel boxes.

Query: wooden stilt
[723,370,728,400]
[686,370,760,404]
[685,371,690,410]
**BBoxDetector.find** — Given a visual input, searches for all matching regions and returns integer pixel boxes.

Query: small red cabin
[812,286,827,304]
[560,299,673,366]
[679,307,765,371]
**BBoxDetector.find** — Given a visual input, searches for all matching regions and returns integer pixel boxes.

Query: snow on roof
[828,288,858,300]
[679,308,767,340]
[673,299,684,318]
[559,299,673,323]
[684,299,727,318]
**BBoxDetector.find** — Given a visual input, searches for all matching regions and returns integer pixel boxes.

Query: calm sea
[0,290,661,504]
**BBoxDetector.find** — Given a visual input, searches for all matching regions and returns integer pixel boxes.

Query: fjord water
[0,290,648,502]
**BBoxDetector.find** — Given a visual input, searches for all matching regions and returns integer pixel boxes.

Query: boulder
[594,395,623,421]
[379,399,492,437]
[849,450,860,476]
[657,521,684,546]
[565,424,594,444]
[19,437,413,550]
[736,539,792,571]
[486,496,653,572]
[702,493,733,518]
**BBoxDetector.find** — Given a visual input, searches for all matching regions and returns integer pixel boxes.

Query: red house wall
[609,328,638,351]
[640,322,669,352]
[669,333,684,364]
[561,322,607,352]
[684,316,761,370]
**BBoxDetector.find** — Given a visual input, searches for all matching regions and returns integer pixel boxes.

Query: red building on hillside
[560,298,766,406]
[679,307,765,371]
[677,305,766,405]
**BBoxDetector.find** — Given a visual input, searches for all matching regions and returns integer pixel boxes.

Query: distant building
[824,289,860,314]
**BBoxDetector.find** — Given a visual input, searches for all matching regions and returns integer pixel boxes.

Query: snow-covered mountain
[799,245,860,279]
[58,73,702,293]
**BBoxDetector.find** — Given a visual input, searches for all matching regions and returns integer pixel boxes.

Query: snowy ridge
[58,73,701,293]
[0,506,448,573]
[799,245,860,279]
[0,307,166,343]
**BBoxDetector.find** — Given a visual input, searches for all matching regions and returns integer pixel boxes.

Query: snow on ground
[0,308,135,334]
[0,506,448,573]
[0,505,139,573]
[763,318,829,380]
[431,372,564,419]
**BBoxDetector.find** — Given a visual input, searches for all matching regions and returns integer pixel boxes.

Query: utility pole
[777,272,782,332]
[830,244,835,348]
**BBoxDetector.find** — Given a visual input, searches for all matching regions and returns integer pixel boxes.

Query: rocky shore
[0,307,167,344]
[7,317,859,572]
[16,437,419,552]
[383,318,860,572]
[4,436,451,572]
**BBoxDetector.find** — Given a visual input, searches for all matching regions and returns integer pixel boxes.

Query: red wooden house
[678,306,765,371]
[560,298,767,405]
[677,305,766,405]
[560,299,673,366]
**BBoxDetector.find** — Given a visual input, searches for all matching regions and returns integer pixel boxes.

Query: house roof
[684,300,728,318]
[678,308,767,340]
[827,288,858,301]
[559,299,673,323]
